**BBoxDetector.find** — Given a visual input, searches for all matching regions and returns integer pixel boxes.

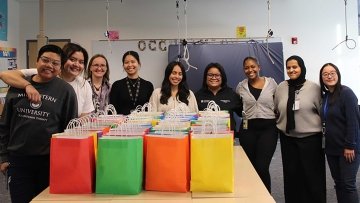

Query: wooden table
[31,146,275,203]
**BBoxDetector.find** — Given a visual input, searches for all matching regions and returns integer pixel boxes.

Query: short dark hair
[243,56,259,67]
[37,44,65,66]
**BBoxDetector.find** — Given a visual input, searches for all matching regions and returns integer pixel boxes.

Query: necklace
[126,77,141,107]
[128,77,140,87]
[93,84,101,91]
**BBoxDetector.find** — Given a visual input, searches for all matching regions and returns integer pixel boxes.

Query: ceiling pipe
[37,0,48,51]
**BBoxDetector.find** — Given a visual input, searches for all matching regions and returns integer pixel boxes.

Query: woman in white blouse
[149,61,198,113]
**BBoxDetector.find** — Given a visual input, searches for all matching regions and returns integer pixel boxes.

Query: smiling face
[169,65,183,87]
[286,59,301,80]
[243,58,260,80]
[63,51,85,78]
[123,54,140,77]
[321,64,338,92]
[90,56,107,79]
[206,67,222,90]
[36,52,61,82]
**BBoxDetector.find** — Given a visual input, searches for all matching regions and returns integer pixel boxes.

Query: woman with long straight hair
[149,61,198,113]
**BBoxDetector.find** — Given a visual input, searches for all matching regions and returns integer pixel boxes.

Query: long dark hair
[319,63,342,104]
[160,61,190,105]
[201,62,228,89]
[62,42,89,71]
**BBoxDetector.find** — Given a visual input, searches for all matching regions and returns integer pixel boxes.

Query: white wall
[14,0,360,97]
[0,0,20,59]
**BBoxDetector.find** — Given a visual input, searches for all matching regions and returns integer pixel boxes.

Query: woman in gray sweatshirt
[274,55,326,203]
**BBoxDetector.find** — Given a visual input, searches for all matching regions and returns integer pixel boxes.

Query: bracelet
[24,83,32,89]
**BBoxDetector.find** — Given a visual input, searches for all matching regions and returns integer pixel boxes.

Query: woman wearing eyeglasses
[85,54,111,113]
[236,56,278,192]
[319,63,360,203]
[0,43,95,117]
[195,62,242,133]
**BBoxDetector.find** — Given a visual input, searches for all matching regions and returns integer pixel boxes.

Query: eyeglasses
[207,73,221,79]
[322,72,337,78]
[91,64,107,68]
[40,56,61,68]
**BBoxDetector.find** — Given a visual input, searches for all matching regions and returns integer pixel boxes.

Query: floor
[0,140,359,203]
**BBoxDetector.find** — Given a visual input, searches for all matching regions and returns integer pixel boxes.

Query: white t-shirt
[21,69,94,117]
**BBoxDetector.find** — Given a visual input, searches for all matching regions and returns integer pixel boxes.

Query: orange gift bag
[144,133,190,192]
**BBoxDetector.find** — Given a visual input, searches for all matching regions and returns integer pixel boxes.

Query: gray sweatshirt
[274,80,322,138]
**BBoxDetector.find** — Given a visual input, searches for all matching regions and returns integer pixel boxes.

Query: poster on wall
[0,47,17,87]
[0,0,7,41]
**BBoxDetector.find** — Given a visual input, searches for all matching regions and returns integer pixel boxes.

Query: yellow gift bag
[190,132,234,192]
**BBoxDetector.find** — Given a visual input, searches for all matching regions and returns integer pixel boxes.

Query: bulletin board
[92,39,284,91]
[0,47,17,87]
[168,41,285,91]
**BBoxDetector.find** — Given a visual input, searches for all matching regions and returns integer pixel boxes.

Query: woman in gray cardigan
[274,55,326,203]
[236,56,278,192]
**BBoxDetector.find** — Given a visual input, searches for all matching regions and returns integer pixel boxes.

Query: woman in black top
[109,51,154,115]
[195,62,242,134]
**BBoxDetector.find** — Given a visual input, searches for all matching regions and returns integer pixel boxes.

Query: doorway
[26,39,70,69]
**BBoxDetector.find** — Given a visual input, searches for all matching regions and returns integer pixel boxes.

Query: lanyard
[323,94,329,120]
[322,95,329,136]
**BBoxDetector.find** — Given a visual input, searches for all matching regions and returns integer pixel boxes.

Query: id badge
[243,119,248,130]
[293,100,300,111]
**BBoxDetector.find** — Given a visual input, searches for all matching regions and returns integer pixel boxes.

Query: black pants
[280,132,326,203]
[7,155,50,203]
[239,119,278,192]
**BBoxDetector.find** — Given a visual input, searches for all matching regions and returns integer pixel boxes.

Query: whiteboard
[91,40,170,89]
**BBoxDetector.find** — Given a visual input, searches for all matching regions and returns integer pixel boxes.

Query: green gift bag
[95,136,143,195]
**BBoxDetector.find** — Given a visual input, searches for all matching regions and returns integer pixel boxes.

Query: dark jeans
[279,132,326,203]
[239,119,278,192]
[327,153,360,203]
[7,155,50,203]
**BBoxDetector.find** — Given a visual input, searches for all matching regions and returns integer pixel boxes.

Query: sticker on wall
[108,30,119,40]
[236,26,246,38]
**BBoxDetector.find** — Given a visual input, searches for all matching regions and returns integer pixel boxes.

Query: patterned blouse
[87,79,112,113]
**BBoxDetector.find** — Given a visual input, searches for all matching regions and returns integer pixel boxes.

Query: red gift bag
[144,134,190,192]
[50,134,95,194]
